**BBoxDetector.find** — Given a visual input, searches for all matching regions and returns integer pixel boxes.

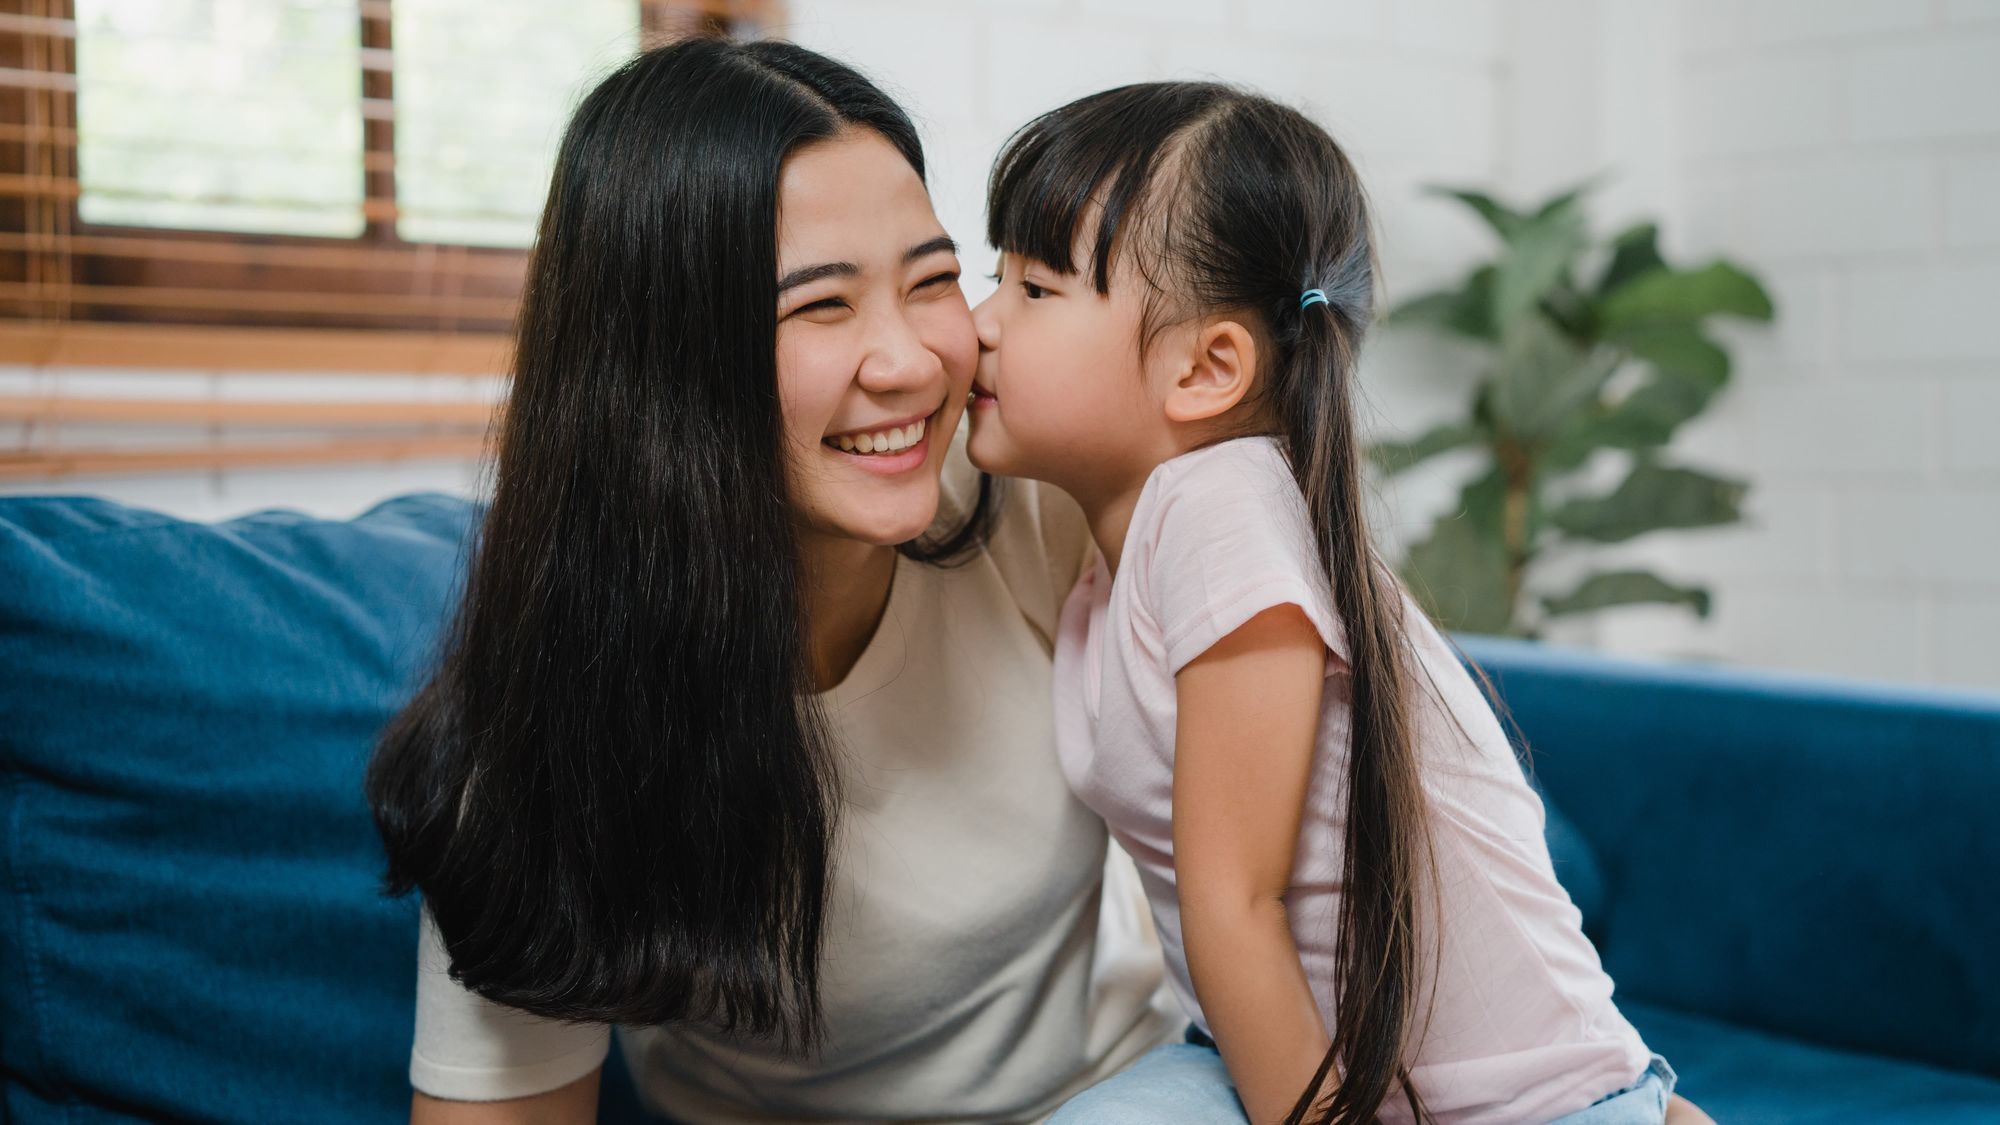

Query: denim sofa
[2,492,1995,1124]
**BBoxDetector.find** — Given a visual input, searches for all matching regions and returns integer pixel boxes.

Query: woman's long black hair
[989,83,1433,1123]
[366,37,994,1050]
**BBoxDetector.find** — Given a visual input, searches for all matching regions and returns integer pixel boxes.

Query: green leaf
[1541,282,1599,342]
[1600,261,1775,332]
[1428,180,1596,246]
[1490,316,1619,441]
[1550,461,1749,543]
[1532,180,1598,221]
[1620,325,1731,386]
[1492,198,1589,328]
[1401,509,1516,635]
[1539,326,1733,465]
[1392,288,1463,324]
[1389,267,1498,341]
[1455,465,1512,539]
[1595,222,1665,298]
[1429,186,1529,241]
[1545,385,1688,467]
[1615,374,1720,441]
[1542,570,1712,619]
[1368,421,1483,476]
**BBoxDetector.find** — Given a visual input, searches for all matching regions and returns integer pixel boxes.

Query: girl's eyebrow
[778,236,960,294]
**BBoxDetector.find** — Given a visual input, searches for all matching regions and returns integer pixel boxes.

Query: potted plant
[1373,183,1776,637]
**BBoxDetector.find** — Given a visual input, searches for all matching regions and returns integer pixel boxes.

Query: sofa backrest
[1459,634,2000,1079]
[1,493,477,1123]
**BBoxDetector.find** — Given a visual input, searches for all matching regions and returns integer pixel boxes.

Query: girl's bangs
[985,84,1215,294]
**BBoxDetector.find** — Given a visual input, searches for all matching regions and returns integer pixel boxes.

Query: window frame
[0,0,771,372]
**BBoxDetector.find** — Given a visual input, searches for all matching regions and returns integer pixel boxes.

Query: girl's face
[967,249,1165,502]
[775,129,974,548]
[968,249,1168,504]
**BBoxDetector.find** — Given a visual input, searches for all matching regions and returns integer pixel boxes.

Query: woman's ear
[1163,319,1259,424]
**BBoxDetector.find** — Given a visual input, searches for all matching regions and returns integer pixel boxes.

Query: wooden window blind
[0,0,776,371]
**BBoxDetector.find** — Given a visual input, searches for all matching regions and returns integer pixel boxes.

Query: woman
[365,37,1174,1125]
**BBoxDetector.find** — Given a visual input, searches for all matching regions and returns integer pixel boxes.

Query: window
[0,0,774,368]
[74,0,369,239]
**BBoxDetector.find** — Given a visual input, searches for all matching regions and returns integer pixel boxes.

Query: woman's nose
[857,309,945,392]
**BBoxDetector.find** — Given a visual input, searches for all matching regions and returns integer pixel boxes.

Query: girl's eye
[1022,279,1048,299]
[984,272,1001,283]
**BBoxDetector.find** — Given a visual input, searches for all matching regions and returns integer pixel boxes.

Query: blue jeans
[1544,1054,1678,1125]
[1046,1030,1246,1123]
[1047,1028,1676,1125]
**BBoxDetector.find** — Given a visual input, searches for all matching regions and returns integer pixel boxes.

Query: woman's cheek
[920,300,979,390]
[773,333,852,456]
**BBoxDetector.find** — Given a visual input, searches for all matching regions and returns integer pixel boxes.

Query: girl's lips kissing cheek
[969,384,998,409]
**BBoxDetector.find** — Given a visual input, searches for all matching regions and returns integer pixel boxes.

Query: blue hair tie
[1299,288,1329,310]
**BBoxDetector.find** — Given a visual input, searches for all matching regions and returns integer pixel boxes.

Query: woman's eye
[1022,280,1048,299]
[793,297,848,316]
[916,270,960,291]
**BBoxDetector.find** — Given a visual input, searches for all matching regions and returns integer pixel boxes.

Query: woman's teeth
[830,416,926,455]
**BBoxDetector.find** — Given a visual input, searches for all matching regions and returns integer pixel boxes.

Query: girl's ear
[1163,319,1259,424]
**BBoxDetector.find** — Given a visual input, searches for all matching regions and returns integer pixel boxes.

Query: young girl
[967,82,1693,1125]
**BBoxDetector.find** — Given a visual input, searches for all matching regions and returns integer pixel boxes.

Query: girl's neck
[1067,446,1178,577]
[798,533,898,693]
[1075,483,1147,579]
[1073,428,1243,577]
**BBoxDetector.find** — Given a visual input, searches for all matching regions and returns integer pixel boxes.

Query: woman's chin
[842,491,941,547]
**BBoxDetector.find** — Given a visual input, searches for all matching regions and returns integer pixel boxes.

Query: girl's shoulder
[1127,436,1348,671]
[1143,434,1296,509]
[1131,435,1314,573]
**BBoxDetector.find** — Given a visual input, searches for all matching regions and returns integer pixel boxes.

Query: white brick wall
[778,0,1515,580]
[779,0,1510,305]
[3,1,1993,691]
[1592,1,2000,691]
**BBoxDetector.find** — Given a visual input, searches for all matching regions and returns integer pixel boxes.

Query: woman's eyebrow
[904,235,958,262]
[777,261,856,294]
[777,237,959,294]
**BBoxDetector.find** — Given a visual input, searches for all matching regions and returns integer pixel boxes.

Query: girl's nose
[971,291,1001,351]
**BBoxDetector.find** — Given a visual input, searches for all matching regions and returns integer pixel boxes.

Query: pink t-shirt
[1052,436,1651,1125]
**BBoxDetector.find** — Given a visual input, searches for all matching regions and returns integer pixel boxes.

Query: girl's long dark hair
[365,38,992,1050]
[990,83,1432,1123]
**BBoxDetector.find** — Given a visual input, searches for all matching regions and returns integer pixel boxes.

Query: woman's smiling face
[774,128,975,549]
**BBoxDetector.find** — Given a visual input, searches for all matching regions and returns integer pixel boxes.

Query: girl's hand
[1666,1094,1717,1124]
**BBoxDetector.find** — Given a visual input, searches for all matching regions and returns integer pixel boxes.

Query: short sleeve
[1139,440,1348,676]
[935,417,1099,649]
[410,904,612,1102]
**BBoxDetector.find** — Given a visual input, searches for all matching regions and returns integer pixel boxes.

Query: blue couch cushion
[0,493,477,1124]
[1628,1001,2000,1123]
[1459,635,2000,1081]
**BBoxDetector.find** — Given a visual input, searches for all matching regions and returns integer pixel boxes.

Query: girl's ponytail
[1278,246,1433,1125]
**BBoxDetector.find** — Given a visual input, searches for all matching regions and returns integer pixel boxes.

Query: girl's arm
[1175,603,1336,1123]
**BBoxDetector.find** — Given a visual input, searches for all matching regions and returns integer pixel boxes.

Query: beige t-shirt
[410,437,1176,1123]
